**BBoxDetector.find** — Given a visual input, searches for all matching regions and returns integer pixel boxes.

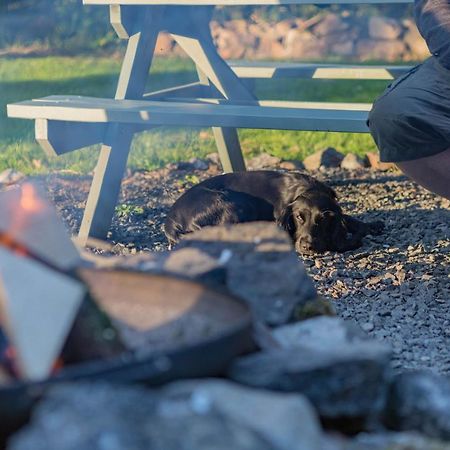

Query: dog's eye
[296,213,305,224]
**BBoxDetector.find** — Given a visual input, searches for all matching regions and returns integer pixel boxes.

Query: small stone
[206,152,221,166]
[303,148,344,171]
[340,153,366,171]
[188,158,209,170]
[279,160,305,171]
[361,322,375,332]
[365,152,397,171]
[247,153,281,170]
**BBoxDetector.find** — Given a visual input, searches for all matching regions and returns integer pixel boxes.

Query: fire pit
[0,184,252,438]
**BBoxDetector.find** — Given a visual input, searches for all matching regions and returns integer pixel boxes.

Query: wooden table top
[84,0,412,6]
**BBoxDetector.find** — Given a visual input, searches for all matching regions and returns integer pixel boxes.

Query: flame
[20,184,45,213]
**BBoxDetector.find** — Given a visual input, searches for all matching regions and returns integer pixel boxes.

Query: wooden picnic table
[8,0,413,243]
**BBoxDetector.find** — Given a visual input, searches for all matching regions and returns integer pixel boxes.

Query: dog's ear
[275,205,296,237]
[320,183,338,200]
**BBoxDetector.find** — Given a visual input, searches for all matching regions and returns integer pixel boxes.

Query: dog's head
[278,189,358,254]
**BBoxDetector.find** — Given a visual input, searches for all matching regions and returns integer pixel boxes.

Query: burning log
[0,184,124,381]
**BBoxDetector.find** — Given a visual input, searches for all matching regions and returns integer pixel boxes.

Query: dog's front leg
[343,215,384,237]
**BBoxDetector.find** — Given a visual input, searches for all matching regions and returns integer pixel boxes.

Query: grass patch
[1,55,391,174]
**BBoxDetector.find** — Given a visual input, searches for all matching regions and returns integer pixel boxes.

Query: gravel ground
[41,157,450,374]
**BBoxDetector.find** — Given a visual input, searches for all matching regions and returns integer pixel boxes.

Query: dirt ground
[42,158,450,374]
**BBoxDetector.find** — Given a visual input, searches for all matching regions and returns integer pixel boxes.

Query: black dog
[164,170,383,253]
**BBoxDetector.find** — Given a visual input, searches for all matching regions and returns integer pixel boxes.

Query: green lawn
[0,55,390,174]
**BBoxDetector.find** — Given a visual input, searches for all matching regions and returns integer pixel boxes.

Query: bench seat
[8,95,372,134]
[229,61,414,80]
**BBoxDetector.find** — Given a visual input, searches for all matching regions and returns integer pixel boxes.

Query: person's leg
[368,58,450,200]
[396,148,450,200]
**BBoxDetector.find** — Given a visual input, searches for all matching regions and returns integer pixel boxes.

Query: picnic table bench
[7,0,414,243]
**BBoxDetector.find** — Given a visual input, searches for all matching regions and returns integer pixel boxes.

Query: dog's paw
[367,220,384,235]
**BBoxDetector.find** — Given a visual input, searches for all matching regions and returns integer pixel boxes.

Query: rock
[206,152,221,166]
[9,383,157,450]
[175,158,209,171]
[303,148,345,171]
[313,13,348,37]
[0,169,25,185]
[349,431,450,450]
[272,316,368,351]
[161,379,323,450]
[365,152,397,171]
[368,16,402,40]
[341,153,366,170]
[188,157,209,170]
[215,28,245,59]
[356,39,406,62]
[160,247,227,286]
[10,382,273,450]
[229,341,391,426]
[284,29,325,59]
[154,32,174,55]
[403,19,430,60]
[330,40,354,57]
[247,153,281,170]
[274,20,295,39]
[177,223,318,326]
[279,160,305,171]
[385,371,450,440]
[257,35,286,60]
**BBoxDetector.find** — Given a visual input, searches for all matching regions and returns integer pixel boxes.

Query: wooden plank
[85,0,412,5]
[144,81,220,99]
[8,95,372,132]
[229,62,414,80]
[35,119,107,156]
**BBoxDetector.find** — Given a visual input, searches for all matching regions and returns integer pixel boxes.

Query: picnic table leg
[78,7,163,243]
[172,17,256,173]
[196,66,246,172]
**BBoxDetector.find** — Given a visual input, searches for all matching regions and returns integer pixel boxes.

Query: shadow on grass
[1,69,199,142]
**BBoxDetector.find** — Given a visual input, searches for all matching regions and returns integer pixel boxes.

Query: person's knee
[368,91,404,150]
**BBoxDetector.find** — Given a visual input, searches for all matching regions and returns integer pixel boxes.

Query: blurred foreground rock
[229,317,391,429]
[385,371,450,440]
[87,222,324,326]
[9,380,323,450]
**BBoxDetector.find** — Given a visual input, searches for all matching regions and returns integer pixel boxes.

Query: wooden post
[78,6,164,243]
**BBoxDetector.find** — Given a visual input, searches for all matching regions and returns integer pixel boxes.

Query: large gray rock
[84,223,323,326]
[385,371,450,440]
[303,148,344,171]
[9,383,157,450]
[229,341,391,424]
[177,223,320,326]
[10,380,324,450]
[160,379,323,450]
